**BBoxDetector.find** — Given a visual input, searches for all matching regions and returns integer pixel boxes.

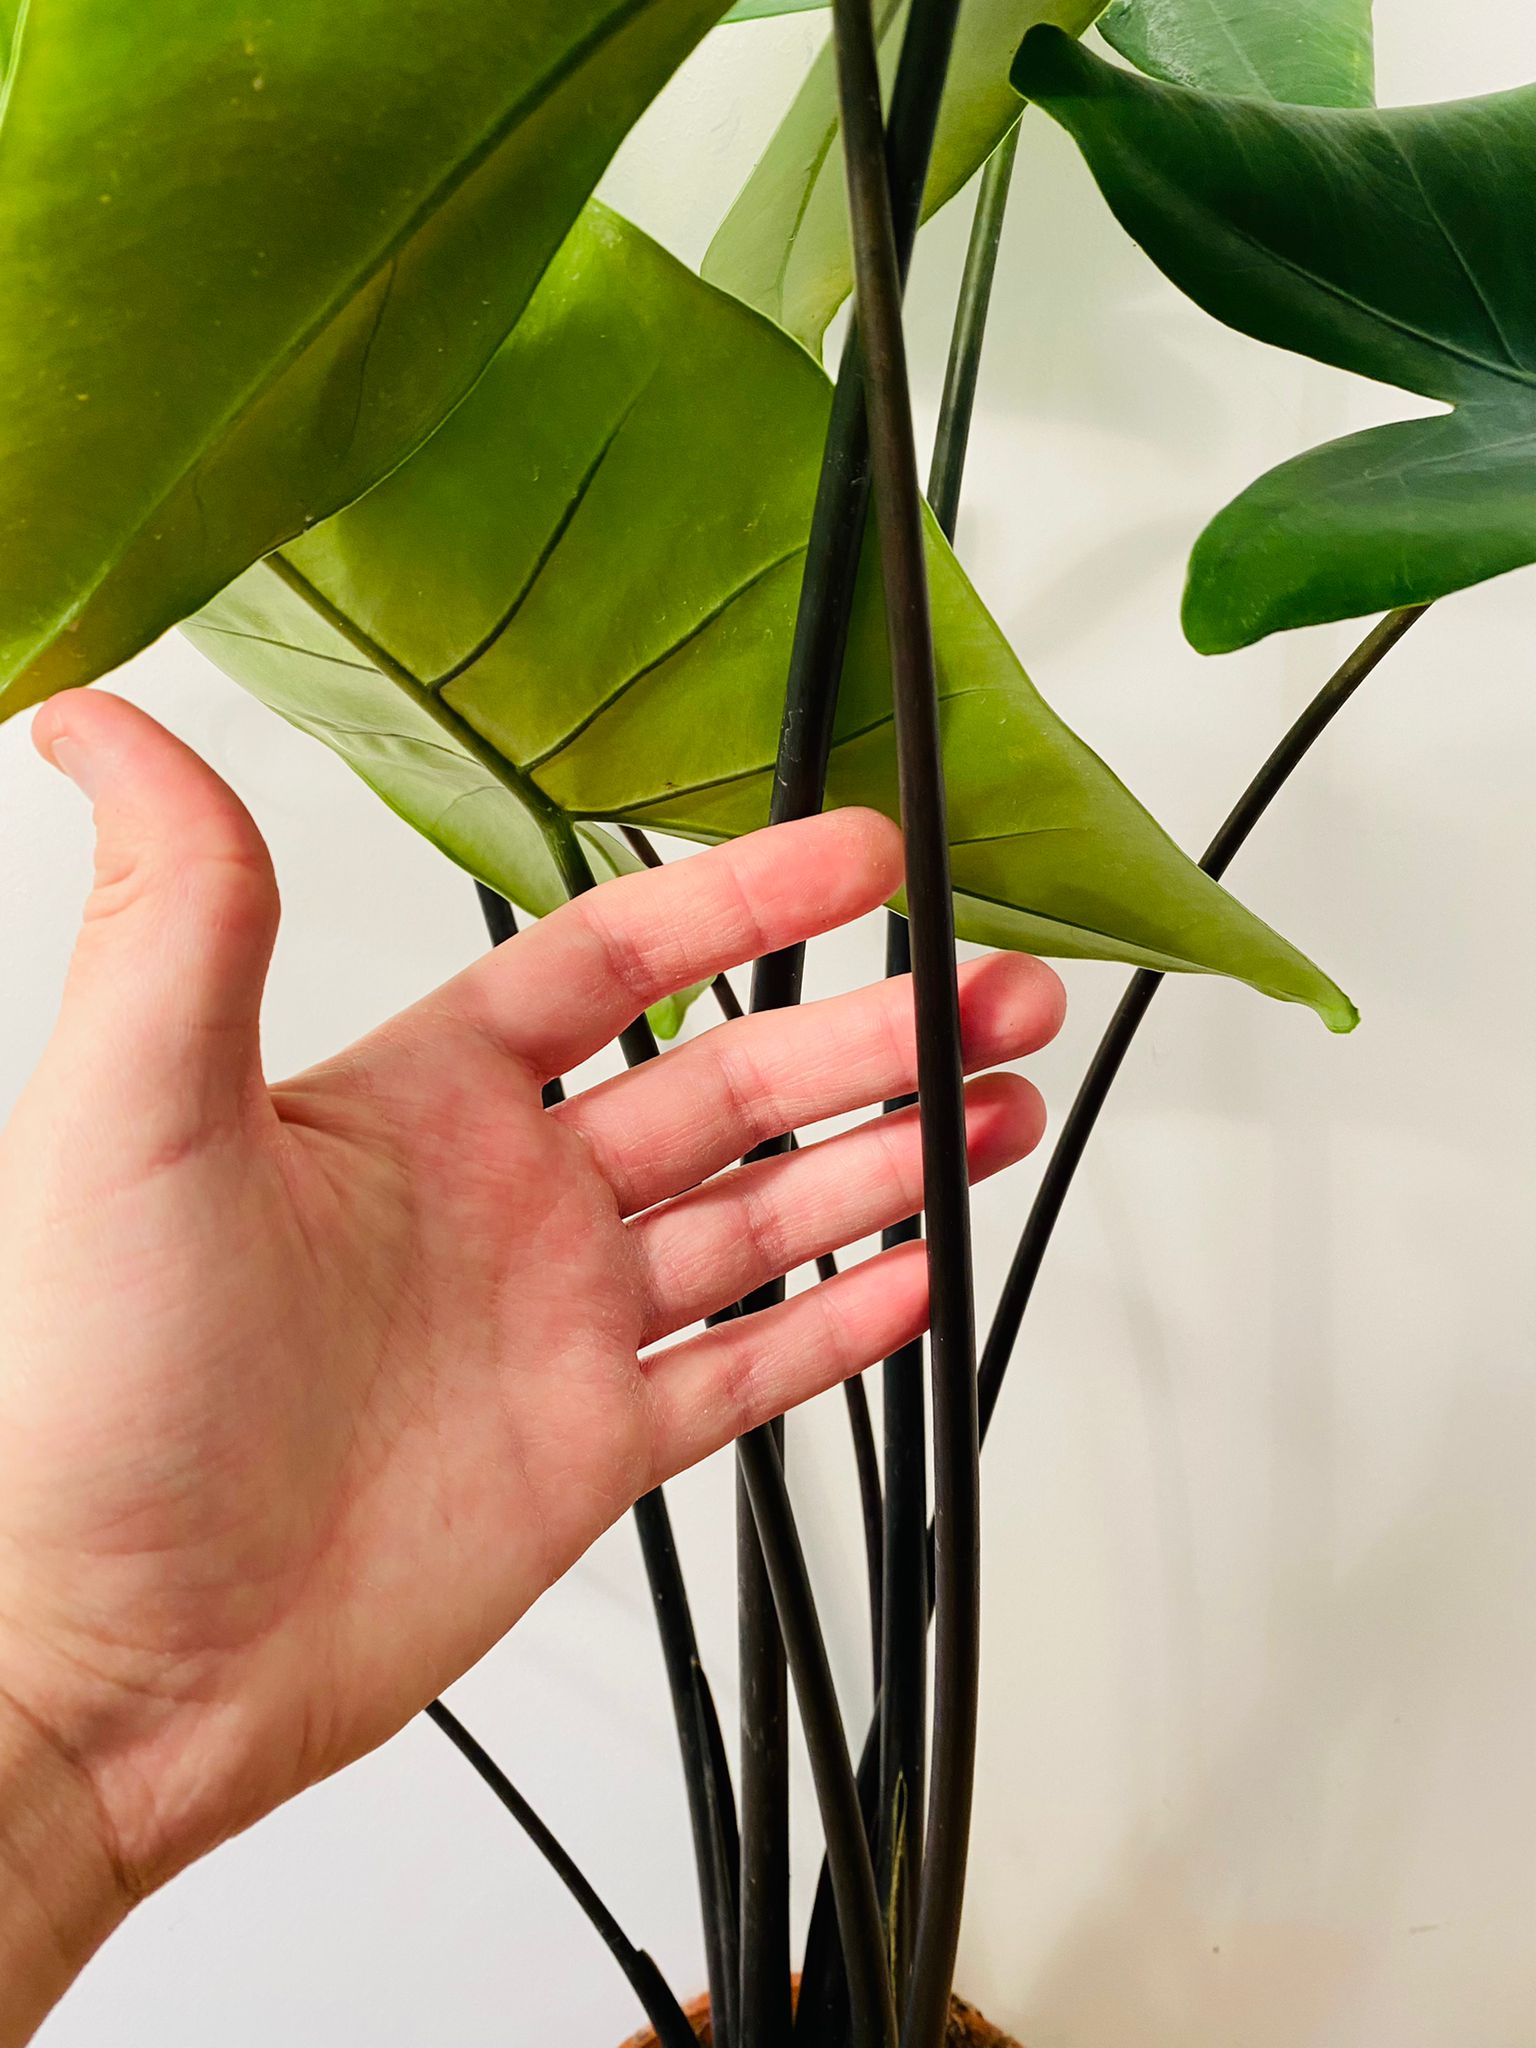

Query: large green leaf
[186,205,1353,1029]
[180,566,703,1035]
[1015,29,1536,652]
[702,0,1104,354]
[1097,0,1375,109]
[0,0,722,718]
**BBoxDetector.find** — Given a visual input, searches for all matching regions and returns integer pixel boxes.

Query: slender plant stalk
[828,5,978,2045]
[927,121,1022,545]
[621,827,888,1699]
[786,0,974,2031]
[976,604,1430,1443]
[705,957,886,1694]
[872,156,1015,1989]
[738,0,969,1987]
[876,915,926,2000]
[472,865,742,2047]
[836,1268,887,1702]
[737,1429,898,2048]
[801,614,1431,2043]
[426,1701,698,2048]
[872,136,1020,1985]
[772,0,965,851]
[636,1486,744,2048]
[736,1410,792,2048]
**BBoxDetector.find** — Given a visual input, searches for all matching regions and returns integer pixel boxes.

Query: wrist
[0,1686,135,2045]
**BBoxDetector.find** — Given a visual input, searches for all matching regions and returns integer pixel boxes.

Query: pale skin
[0,691,1064,2042]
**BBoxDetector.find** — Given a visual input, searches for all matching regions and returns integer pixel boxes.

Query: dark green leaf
[187,205,1353,1029]
[1016,29,1536,652]
[0,0,722,717]
[1097,0,1375,109]
[703,0,1104,353]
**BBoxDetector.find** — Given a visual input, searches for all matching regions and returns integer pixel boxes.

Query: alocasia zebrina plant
[0,0,1508,2040]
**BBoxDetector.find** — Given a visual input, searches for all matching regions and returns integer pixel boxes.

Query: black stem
[876,917,926,2000]
[636,1489,743,2048]
[625,829,891,1899]
[926,121,1022,545]
[736,1405,792,2048]
[869,142,1018,1984]
[474,865,741,2047]
[425,1702,697,2048]
[738,1430,898,2048]
[828,2,978,2043]
[771,0,964,872]
[802,607,1432,2039]
[977,604,1429,1443]
[843,1352,887,1703]
[780,0,967,2033]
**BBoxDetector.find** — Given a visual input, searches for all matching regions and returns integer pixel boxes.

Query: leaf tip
[1181,540,1265,657]
[1320,988,1361,1035]
[1010,23,1087,104]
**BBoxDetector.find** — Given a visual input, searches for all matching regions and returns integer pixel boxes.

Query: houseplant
[0,0,1525,2040]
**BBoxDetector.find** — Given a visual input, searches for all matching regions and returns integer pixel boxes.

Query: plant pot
[623,1993,1021,2047]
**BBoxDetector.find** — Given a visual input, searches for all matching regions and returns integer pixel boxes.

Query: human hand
[0,693,1062,2033]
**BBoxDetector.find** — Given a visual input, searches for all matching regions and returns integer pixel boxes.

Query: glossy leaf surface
[0,0,722,717]
[703,0,1103,353]
[188,207,1352,1028]
[1098,0,1375,108]
[1016,30,1536,652]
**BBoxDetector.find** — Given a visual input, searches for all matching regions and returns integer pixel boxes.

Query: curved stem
[737,1429,897,2048]
[803,605,1432,2036]
[927,121,1021,545]
[473,861,741,2048]
[844,1357,886,1703]
[829,5,976,2044]
[977,604,1429,1439]
[426,1702,697,2048]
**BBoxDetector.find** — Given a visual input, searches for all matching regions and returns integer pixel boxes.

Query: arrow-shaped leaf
[0,0,722,717]
[187,205,1353,1030]
[1097,0,1375,110]
[1015,28,1536,652]
[703,0,1104,354]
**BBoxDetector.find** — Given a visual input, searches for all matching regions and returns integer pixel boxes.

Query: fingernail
[41,733,99,799]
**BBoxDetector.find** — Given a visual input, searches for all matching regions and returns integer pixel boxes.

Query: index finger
[424,810,904,1079]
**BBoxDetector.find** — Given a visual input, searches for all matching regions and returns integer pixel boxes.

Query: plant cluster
[0,0,1525,2040]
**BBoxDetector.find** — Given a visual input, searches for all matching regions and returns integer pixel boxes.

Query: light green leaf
[721,0,828,18]
[1016,30,1536,651]
[0,0,722,718]
[181,570,699,1035]
[1098,0,1375,109]
[702,0,1104,353]
[188,205,1352,1030]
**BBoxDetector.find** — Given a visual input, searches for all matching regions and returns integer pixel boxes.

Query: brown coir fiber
[623,1993,1021,2048]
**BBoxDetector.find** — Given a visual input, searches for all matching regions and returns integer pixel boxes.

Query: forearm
[0,1692,129,2044]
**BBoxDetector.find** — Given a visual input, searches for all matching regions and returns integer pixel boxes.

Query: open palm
[0,692,1061,1904]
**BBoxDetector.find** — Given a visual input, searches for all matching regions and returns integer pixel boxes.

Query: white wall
[9,6,1534,2043]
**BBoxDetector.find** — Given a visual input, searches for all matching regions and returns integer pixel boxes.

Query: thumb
[32,691,279,1125]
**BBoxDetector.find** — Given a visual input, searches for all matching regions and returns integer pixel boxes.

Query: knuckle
[574,890,669,1005]
[738,1176,789,1280]
[716,855,772,966]
[712,1032,773,1149]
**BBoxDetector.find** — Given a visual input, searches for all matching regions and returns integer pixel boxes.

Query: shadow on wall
[989,1364,1535,2047]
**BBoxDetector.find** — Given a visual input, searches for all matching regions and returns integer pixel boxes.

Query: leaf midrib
[1213,211,1536,396]
[22,0,668,678]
